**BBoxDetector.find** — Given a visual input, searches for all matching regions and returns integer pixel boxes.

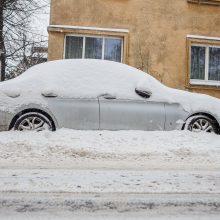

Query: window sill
[187,0,220,6]
[190,80,220,87]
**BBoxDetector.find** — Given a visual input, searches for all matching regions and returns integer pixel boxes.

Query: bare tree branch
[0,0,49,80]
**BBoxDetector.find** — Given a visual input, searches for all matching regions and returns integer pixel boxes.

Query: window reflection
[85,37,102,59]
[104,38,122,62]
[209,47,220,81]
[191,46,205,80]
[65,36,83,59]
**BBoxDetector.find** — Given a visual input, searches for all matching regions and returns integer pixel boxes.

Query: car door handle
[104,95,116,100]
[100,94,116,100]
[41,92,58,98]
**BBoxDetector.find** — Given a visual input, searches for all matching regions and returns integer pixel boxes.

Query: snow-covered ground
[0,169,219,193]
[0,129,219,170]
[0,129,219,219]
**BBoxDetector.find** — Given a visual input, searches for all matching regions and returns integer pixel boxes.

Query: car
[0,59,219,134]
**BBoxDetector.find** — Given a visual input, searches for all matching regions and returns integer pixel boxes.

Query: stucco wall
[48,0,220,98]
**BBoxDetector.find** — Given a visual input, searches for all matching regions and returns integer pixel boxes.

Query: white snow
[1,59,163,100]
[0,59,220,120]
[0,129,219,219]
[1,169,219,193]
[48,25,129,33]
[187,34,220,41]
[0,129,219,169]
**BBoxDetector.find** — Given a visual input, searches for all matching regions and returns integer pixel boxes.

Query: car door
[45,97,99,130]
[99,93,166,131]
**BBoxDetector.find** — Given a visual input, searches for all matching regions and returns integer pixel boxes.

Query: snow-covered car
[0,59,219,133]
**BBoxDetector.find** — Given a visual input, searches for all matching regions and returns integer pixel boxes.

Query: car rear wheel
[14,113,52,131]
[185,115,217,134]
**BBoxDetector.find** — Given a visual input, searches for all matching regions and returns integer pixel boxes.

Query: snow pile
[0,59,220,118]
[0,59,164,100]
[0,129,219,169]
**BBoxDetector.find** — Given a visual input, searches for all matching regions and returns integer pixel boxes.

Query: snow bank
[0,129,219,169]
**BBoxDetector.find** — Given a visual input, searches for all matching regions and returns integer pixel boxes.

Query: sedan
[0,59,219,134]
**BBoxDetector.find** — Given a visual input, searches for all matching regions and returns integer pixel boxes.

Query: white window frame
[64,34,124,63]
[190,44,220,86]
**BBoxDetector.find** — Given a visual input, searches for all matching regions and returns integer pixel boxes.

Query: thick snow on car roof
[1,59,163,99]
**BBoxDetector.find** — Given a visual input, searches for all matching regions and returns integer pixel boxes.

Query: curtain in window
[104,38,122,62]
[209,47,220,81]
[85,37,102,59]
[191,46,205,80]
[65,36,83,59]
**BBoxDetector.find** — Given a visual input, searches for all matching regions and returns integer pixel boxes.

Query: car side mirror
[135,88,152,99]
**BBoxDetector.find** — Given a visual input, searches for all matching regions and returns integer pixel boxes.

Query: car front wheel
[14,113,53,131]
[185,115,218,134]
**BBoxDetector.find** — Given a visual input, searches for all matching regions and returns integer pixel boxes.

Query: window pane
[85,37,102,59]
[104,38,122,62]
[65,36,83,59]
[190,46,205,80]
[209,47,220,81]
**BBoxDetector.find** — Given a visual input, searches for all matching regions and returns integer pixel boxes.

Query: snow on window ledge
[48,25,129,33]
[187,35,220,41]
[187,0,220,6]
[190,79,220,87]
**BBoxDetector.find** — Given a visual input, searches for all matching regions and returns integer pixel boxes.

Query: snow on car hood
[0,59,220,118]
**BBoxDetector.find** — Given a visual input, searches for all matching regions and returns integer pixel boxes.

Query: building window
[65,36,83,59]
[65,35,123,62]
[190,44,220,85]
[85,37,102,59]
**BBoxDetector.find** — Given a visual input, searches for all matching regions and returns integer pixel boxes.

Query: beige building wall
[48,0,220,98]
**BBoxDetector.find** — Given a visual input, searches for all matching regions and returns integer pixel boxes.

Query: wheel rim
[17,116,51,131]
[190,118,214,133]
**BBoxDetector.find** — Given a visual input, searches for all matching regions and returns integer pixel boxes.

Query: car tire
[185,115,218,134]
[14,112,53,131]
